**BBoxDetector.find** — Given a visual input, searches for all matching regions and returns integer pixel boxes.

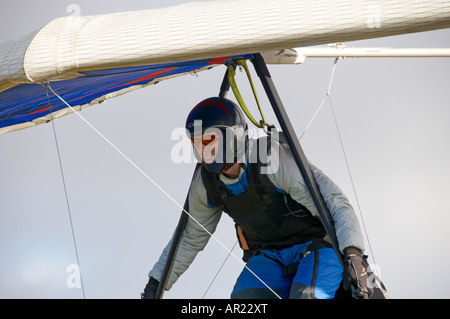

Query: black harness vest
[201,137,327,261]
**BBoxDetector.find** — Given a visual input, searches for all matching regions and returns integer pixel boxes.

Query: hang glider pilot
[142,97,370,299]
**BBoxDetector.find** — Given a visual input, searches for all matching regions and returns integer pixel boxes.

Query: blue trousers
[231,242,343,299]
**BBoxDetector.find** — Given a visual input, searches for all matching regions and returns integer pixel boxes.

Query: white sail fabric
[1,0,450,92]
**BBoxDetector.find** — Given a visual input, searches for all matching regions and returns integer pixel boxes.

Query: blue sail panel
[0,56,242,133]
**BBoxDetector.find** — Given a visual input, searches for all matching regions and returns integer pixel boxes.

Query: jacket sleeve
[266,142,365,254]
[148,168,222,290]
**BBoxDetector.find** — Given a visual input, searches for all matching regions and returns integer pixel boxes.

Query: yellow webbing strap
[227,59,267,129]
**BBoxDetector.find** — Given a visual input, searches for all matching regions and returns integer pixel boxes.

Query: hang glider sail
[0,56,248,134]
[1,0,450,135]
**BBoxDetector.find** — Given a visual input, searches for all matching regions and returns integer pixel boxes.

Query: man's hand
[141,277,160,299]
[342,246,370,299]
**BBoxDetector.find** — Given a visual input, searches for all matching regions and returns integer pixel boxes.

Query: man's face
[191,131,221,164]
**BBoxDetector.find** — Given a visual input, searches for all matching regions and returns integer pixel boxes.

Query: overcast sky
[0,0,449,299]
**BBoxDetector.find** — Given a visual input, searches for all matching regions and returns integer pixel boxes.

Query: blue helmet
[186,97,248,173]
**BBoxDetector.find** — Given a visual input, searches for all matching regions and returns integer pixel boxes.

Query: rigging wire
[299,58,378,265]
[299,58,339,140]
[45,84,281,299]
[42,83,86,299]
[328,94,378,266]
[202,240,238,299]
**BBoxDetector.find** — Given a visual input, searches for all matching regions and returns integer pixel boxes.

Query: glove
[141,277,160,299]
[342,246,370,299]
